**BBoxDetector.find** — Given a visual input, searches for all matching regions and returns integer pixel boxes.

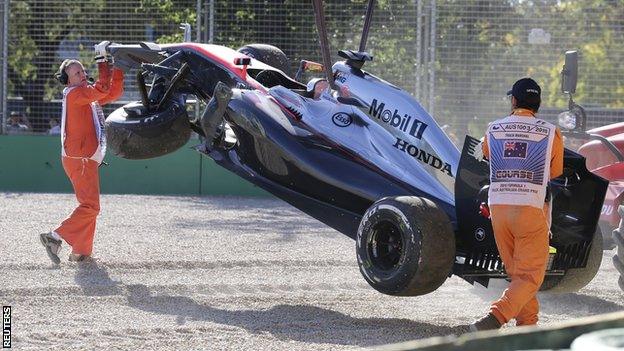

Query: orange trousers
[54,157,101,256]
[489,204,550,326]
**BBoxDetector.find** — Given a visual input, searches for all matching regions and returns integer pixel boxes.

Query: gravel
[1,192,622,350]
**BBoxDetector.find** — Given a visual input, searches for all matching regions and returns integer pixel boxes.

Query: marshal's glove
[94,54,113,64]
[94,40,110,56]
[94,40,112,63]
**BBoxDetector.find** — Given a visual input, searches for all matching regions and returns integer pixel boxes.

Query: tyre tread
[540,227,603,293]
[356,196,455,297]
[106,101,191,159]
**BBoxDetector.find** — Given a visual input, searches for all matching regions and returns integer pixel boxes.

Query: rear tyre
[540,227,603,293]
[105,100,191,159]
[613,205,624,292]
[356,196,455,296]
[237,44,291,76]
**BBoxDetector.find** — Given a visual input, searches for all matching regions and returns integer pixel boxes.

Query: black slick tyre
[105,100,191,159]
[540,226,603,293]
[237,44,291,76]
[356,196,455,296]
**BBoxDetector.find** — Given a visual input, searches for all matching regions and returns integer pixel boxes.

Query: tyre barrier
[614,229,624,291]
[616,257,624,292]
[614,236,624,291]
[615,205,624,292]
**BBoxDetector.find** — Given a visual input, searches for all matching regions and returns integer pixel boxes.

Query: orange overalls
[54,63,124,256]
[483,109,563,326]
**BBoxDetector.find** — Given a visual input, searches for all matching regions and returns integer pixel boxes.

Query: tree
[433,0,624,136]
[9,2,99,130]
[8,0,195,131]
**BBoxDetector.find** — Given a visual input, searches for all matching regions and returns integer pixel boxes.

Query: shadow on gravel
[176,196,282,208]
[71,262,623,346]
[169,197,335,241]
[467,280,623,319]
[540,293,624,316]
[122,284,461,347]
[171,217,324,241]
[169,218,338,246]
[71,262,463,346]
[74,262,123,296]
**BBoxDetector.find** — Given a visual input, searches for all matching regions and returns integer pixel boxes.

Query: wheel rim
[369,220,403,271]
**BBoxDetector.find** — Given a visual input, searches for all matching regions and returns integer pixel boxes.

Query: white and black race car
[104,1,607,296]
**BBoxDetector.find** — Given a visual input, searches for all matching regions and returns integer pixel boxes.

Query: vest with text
[60,86,107,164]
[486,115,556,209]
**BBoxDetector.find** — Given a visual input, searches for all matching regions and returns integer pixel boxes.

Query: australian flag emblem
[503,141,527,158]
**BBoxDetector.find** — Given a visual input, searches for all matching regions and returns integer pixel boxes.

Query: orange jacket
[63,64,124,158]
[482,109,564,180]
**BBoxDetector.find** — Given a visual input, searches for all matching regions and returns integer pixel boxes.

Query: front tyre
[356,196,455,296]
[105,100,191,159]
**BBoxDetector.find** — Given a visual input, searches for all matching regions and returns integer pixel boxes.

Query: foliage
[7,0,195,128]
[7,0,624,132]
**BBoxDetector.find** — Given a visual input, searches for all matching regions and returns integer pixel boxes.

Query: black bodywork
[455,136,607,285]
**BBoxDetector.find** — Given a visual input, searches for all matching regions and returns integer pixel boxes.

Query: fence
[2,1,624,141]
[1,1,7,134]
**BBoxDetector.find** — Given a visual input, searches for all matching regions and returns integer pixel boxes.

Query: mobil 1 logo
[369,99,428,139]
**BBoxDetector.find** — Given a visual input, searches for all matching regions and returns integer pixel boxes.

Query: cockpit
[247,68,331,100]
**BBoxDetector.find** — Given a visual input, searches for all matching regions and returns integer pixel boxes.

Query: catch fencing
[2,0,623,143]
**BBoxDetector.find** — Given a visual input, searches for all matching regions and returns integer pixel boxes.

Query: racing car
[103,2,607,296]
